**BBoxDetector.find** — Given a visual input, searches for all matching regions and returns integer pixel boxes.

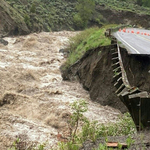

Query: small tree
[24,14,31,27]
[69,100,88,142]
[30,3,36,13]
[75,0,95,27]
[58,100,88,150]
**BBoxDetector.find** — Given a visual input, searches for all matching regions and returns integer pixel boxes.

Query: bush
[97,113,136,137]
[24,14,31,27]
[30,3,36,13]
[76,0,95,27]
[58,100,136,150]
[73,13,84,28]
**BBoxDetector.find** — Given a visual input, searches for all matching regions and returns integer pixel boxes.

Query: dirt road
[0,31,121,149]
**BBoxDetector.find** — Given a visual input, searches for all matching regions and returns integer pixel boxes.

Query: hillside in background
[1,0,150,36]
[0,0,29,36]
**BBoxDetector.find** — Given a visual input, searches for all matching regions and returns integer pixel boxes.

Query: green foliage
[8,139,45,150]
[5,0,77,31]
[82,120,99,143]
[8,138,20,150]
[38,144,45,150]
[64,25,114,69]
[73,14,84,28]
[58,141,80,150]
[97,143,107,150]
[30,3,36,13]
[126,136,135,148]
[95,0,150,15]
[58,100,136,150]
[95,130,135,150]
[96,137,135,150]
[118,143,123,149]
[141,0,150,7]
[136,0,150,7]
[96,113,136,137]
[9,100,136,150]
[58,100,88,150]
[69,100,88,142]
[5,0,150,32]
[137,0,143,5]
[24,14,31,27]
[75,0,95,27]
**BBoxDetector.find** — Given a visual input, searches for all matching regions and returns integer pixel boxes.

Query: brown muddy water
[0,31,121,149]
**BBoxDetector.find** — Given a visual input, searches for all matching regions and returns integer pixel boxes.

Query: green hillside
[1,0,150,35]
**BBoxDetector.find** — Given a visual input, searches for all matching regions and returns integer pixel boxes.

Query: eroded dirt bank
[120,48,150,92]
[61,46,128,113]
[0,31,121,149]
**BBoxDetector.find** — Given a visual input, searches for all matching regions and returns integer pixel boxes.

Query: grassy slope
[5,0,76,32]
[64,24,119,68]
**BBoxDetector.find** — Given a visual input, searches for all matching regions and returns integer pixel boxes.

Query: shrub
[73,13,84,28]
[76,0,95,27]
[30,3,36,13]
[24,14,31,27]
[58,100,136,150]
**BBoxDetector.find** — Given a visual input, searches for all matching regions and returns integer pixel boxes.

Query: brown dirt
[120,48,150,92]
[61,46,128,113]
[0,31,121,149]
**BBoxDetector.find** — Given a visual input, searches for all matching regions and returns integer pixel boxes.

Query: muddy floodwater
[0,31,121,149]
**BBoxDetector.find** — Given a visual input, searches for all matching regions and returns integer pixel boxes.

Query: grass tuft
[64,24,120,69]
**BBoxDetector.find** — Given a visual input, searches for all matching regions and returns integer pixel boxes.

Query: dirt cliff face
[0,0,29,36]
[120,48,150,92]
[61,46,128,113]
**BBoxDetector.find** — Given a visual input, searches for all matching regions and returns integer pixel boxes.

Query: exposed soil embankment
[120,48,150,92]
[61,46,128,113]
[0,0,29,36]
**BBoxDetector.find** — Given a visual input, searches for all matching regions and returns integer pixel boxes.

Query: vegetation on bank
[63,24,120,69]
[9,100,136,150]
[57,100,136,150]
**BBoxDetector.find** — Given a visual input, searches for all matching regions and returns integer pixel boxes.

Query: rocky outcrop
[0,0,29,36]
